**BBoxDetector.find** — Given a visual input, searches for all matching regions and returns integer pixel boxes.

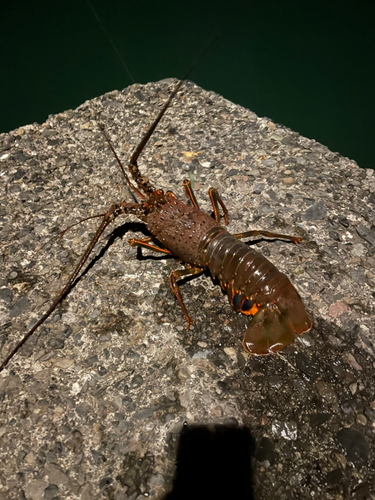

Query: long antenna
[179,29,223,83]
[0,82,184,373]
[85,0,135,84]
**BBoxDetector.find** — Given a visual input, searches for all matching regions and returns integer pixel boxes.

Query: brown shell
[146,195,221,267]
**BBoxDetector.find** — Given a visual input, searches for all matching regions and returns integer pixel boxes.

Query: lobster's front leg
[183,179,200,210]
[170,267,203,330]
[182,179,229,225]
[208,187,229,225]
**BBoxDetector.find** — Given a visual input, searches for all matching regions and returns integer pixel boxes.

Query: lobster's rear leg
[130,235,203,330]
[233,230,302,244]
[170,267,204,329]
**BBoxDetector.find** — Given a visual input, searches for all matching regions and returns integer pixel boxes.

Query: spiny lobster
[0,79,312,371]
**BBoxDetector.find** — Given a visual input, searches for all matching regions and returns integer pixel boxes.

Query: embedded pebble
[337,428,369,468]
[263,158,277,166]
[223,347,236,357]
[268,375,283,389]
[8,296,28,317]
[341,398,357,414]
[356,414,367,426]
[295,352,320,381]
[282,176,294,185]
[0,288,13,303]
[316,381,338,405]
[309,413,332,427]
[149,473,165,488]
[131,374,144,388]
[192,349,211,359]
[271,420,298,440]
[356,224,375,247]
[24,480,47,500]
[329,301,348,318]
[303,200,327,220]
[253,182,265,194]
[43,484,59,500]
[45,464,69,485]
[297,332,315,347]
[47,337,65,349]
[351,243,366,256]
[255,437,275,466]
[364,407,375,422]
[177,366,191,380]
[342,353,363,371]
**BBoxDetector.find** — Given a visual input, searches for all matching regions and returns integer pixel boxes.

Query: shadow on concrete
[163,423,255,500]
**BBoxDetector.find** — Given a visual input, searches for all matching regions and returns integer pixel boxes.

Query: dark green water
[2,0,374,169]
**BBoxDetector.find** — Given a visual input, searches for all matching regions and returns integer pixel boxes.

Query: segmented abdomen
[198,227,290,314]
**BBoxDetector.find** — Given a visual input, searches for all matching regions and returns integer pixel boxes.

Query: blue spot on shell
[232,293,242,311]
[241,299,253,312]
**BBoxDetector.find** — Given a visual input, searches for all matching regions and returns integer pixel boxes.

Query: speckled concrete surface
[0,80,374,499]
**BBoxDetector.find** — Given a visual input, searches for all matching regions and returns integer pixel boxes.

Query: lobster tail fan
[242,304,295,355]
[275,282,312,335]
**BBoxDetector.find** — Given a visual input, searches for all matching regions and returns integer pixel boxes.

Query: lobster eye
[232,293,242,311]
[241,298,254,312]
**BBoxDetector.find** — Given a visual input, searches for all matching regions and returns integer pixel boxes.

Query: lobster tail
[242,284,312,355]
[274,282,312,335]
[242,304,295,355]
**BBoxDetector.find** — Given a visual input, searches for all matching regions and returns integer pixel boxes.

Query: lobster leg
[183,179,200,209]
[129,237,173,254]
[170,267,203,329]
[208,187,229,225]
[232,230,302,244]
[182,179,229,225]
